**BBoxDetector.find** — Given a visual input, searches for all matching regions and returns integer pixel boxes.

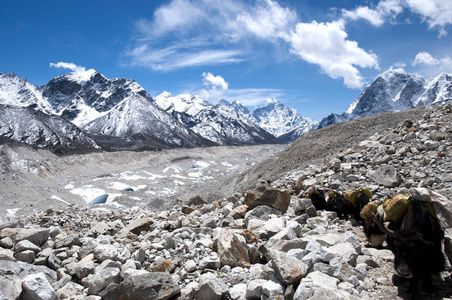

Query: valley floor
[0,143,287,222]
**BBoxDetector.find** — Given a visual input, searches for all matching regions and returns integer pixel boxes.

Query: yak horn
[372,212,394,235]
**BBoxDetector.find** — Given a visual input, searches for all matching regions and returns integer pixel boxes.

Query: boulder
[245,186,291,213]
[269,250,309,286]
[214,228,250,268]
[370,165,401,187]
[114,271,180,300]
[21,272,57,300]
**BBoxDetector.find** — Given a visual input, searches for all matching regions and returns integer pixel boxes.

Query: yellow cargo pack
[383,193,411,221]
[360,201,379,219]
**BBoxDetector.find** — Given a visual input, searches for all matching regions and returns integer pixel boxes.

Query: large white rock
[21,273,57,300]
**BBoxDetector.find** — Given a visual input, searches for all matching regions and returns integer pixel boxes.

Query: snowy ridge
[83,94,212,148]
[249,99,319,140]
[0,73,53,113]
[155,92,282,145]
[0,104,99,153]
[319,69,452,129]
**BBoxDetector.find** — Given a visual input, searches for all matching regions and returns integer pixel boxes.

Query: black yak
[302,186,327,211]
[376,199,445,294]
[326,188,371,223]
[362,204,387,248]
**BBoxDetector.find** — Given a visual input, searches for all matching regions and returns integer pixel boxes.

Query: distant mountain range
[318,70,452,128]
[0,69,451,152]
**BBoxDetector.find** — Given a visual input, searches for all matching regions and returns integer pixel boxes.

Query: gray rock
[56,281,86,299]
[54,233,81,249]
[66,254,96,280]
[258,217,286,240]
[196,273,229,300]
[270,250,309,286]
[11,227,50,246]
[87,267,121,295]
[21,272,57,300]
[0,248,16,262]
[245,186,291,213]
[246,279,267,300]
[0,237,13,249]
[370,165,401,187]
[249,263,275,280]
[15,250,35,263]
[184,259,197,273]
[15,239,41,253]
[114,271,180,300]
[214,228,250,268]
[329,243,358,267]
[93,244,118,262]
[262,279,285,297]
[244,204,283,226]
[229,283,246,300]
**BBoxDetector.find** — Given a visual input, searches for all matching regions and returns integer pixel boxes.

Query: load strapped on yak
[362,188,452,229]
[344,187,372,206]
[360,201,380,220]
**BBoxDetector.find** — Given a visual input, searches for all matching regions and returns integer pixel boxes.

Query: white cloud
[342,0,451,37]
[405,0,452,37]
[125,44,243,71]
[413,51,437,65]
[224,88,286,106]
[237,0,297,40]
[289,21,379,89]
[342,0,403,26]
[199,72,229,102]
[412,51,452,75]
[136,0,206,37]
[342,6,385,26]
[202,72,228,90]
[49,62,86,73]
[127,0,380,90]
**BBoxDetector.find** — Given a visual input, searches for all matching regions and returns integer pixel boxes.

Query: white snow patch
[170,174,188,179]
[141,171,165,180]
[65,183,75,190]
[221,162,233,167]
[70,185,106,204]
[195,161,210,168]
[173,180,186,185]
[7,208,20,215]
[163,166,182,173]
[51,195,70,205]
[188,172,202,178]
[108,182,132,191]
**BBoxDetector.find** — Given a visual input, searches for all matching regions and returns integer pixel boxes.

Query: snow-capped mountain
[83,93,214,148]
[0,71,215,149]
[41,69,151,127]
[318,69,452,128]
[248,99,319,141]
[154,92,281,145]
[0,104,99,153]
[0,73,53,113]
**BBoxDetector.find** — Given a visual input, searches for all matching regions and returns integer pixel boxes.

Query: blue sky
[1,0,451,121]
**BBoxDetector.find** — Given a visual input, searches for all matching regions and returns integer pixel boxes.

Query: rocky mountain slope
[319,70,452,128]
[1,103,451,299]
[0,104,99,154]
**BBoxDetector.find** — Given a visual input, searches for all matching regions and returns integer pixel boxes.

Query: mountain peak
[158,91,172,98]
[63,69,98,84]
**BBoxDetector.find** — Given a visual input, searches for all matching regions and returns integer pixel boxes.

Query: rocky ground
[0,143,285,219]
[1,103,452,299]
